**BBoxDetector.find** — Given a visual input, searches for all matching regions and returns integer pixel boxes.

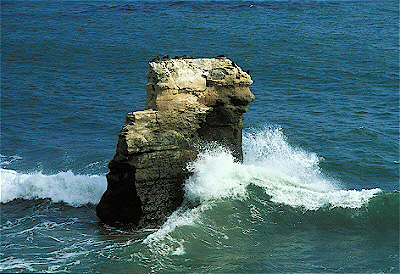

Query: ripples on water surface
[1,0,399,272]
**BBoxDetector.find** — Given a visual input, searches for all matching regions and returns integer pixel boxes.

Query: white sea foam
[145,127,381,251]
[0,257,36,273]
[184,147,248,203]
[0,169,107,206]
[143,204,209,256]
[184,127,381,209]
[0,154,22,166]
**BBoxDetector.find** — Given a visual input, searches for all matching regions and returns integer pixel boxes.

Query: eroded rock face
[96,57,254,228]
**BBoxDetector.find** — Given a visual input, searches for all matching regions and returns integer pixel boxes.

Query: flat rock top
[147,57,252,90]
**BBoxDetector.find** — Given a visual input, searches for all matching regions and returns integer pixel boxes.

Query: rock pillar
[96,57,254,228]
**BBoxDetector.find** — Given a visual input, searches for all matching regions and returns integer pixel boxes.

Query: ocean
[1,0,399,272]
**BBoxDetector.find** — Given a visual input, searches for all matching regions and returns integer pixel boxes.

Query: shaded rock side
[96,57,254,228]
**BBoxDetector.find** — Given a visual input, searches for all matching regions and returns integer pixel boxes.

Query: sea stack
[96,57,254,228]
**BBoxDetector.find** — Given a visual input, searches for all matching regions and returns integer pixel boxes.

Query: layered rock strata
[96,57,254,228]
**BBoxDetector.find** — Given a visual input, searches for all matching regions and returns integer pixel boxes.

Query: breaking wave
[185,128,381,209]
[144,127,396,256]
[0,169,107,206]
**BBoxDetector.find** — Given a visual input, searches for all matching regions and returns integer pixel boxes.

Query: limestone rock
[96,57,254,228]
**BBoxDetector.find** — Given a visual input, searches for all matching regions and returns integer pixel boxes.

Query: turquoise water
[1,0,399,272]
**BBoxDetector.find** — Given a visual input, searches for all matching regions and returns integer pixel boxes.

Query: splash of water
[184,127,380,209]
[144,127,381,253]
[0,169,107,206]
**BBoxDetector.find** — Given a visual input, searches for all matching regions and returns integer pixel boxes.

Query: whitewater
[1,129,398,273]
[143,128,383,251]
[1,128,380,209]
[1,128,384,260]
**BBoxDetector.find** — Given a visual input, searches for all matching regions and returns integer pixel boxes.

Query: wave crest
[184,127,381,210]
[145,127,383,253]
[0,169,107,206]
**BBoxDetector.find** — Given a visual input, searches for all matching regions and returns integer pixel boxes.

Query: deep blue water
[1,0,399,273]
